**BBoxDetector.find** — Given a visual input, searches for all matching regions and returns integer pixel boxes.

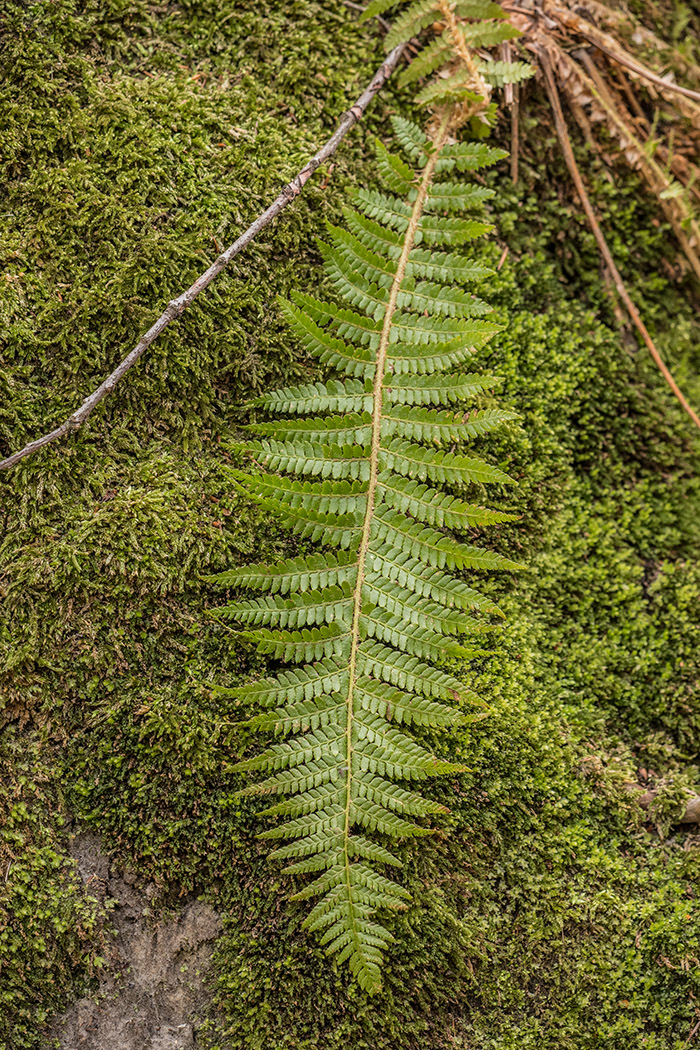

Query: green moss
[2,0,700,1047]
[0,730,107,1050]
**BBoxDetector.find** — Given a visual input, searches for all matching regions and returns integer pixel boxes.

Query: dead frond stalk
[539,50,700,432]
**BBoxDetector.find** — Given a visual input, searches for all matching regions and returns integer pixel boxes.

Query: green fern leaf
[373,138,417,195]
[384,372,501,404]
[360,0,402,19]
[211,553,357,595]
[211,118,520,992]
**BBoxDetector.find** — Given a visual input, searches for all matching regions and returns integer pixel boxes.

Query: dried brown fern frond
[503,0,700,275]
[485,0,700,427]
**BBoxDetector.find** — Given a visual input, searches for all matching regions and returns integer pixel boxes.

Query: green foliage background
[2,0,700,1046]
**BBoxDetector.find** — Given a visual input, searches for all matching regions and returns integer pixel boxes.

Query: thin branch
[511,83,520,183]
[543,0,700,109]
[567,95,603,156]
[571,47,700,285]
[568,0,700,90]
[539,49,700,432]
[0,44,406,472]
[588,34,700,106]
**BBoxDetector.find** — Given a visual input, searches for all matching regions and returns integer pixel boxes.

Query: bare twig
[566,95,602,155]
[543,0,700,109]
[539,50,700,432]
[499,41,520,183]
[572,47,700,285]
[510,86,520,183]
[569,0,700,90]
[0,44,406,472]
[587,34,700,106]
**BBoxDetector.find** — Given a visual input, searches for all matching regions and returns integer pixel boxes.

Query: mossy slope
[1,2,700,1048]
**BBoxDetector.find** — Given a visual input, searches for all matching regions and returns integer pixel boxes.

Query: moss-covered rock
[2,1,700,1048]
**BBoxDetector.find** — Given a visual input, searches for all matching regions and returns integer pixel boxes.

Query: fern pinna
[213,109,520,993]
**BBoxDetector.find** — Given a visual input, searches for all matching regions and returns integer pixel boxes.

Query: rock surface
[50,833,221,1050]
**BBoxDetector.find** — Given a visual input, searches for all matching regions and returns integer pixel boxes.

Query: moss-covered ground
[2,1,700,1047]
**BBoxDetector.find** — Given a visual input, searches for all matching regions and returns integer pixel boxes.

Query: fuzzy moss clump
[0,730,107,1050]
[2,1,700,1048]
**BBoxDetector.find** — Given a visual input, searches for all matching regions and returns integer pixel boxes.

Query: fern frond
[415,216,497,247]
[231,473,368,516]
[382,404,517,443]
[415,69,483,108]
[378,474,516,529]
[380,0,533,137]
[390,116,430,162]
[360,0,402,19]
[396,279,492,318]
[459,18,521,47]
[278,300,375,377]
[374,138,417,195]
[243,413,372,446]
[239,624,350,663]
[217,659,348,707]
[367,549,505,615]
[425,182,496,213]
[249,439,371,480]
[407,246,494,282]
[380,439,513,485]
[372,507,519,571]
[343,207,404,259]
[453,0,507,16]
[436,142,508,174]
[214,118,519,993]
[223,586,353,629]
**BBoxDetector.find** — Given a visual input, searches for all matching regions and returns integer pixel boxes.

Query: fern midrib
[437,0,491,101]
[341,114,452,931]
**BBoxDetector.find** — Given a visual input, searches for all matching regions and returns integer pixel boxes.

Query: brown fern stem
[539,51,700,432]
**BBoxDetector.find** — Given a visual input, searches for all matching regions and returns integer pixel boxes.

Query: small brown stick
[567,96,602,155]
[608,57,648,124]
[539,50,700,432]
[572,48,700,285]
[0,44,406,472]
[511,83,520,183]
[499,41,519,183]
[587,34,700,106]
[543,0,700,109]
[570,0,700,90]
